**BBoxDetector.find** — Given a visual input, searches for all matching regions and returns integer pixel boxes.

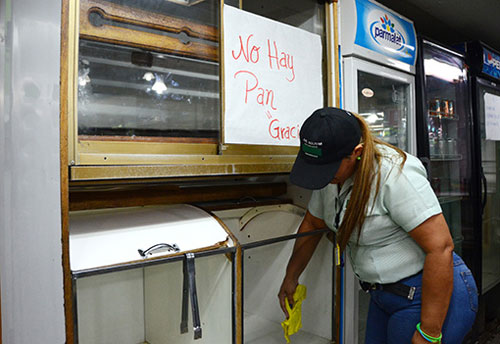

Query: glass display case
[357,70,410,149]
[421,40,473,256]
[78,40,220,141]
[476,79,500,293]
[343,56,416,155]
[344,56,416,344]
[67,0,328,181]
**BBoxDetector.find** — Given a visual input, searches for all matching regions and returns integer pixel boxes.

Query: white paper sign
[484,93,500,141]
[223,5,323,146]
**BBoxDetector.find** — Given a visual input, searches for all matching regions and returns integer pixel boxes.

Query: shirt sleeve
[307,189,324,220]
[382,156,442,232]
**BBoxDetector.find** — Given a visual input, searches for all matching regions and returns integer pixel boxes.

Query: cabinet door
[77,0,221,144]
[477,81,500,293]
[422,42,473,261]
[344,57,416,154]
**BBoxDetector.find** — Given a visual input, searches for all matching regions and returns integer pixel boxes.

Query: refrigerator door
[421,41,473,259]
[344,57,417,155]
[476,78,500,293]
[342,56,416,344]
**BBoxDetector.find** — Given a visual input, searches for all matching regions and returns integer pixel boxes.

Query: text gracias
[231,34,300,141]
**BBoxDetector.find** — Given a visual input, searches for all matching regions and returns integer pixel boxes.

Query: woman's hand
[412,330,435,344]
[278,211,326,318]
[278,275,299,318]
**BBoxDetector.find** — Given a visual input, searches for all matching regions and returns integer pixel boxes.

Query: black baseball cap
[290,107,362,190]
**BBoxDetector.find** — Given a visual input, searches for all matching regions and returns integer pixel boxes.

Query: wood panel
[69,182,287,211]
[60,0,75,342]
[80,0,218,61]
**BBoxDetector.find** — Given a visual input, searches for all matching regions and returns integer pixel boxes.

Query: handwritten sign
[484,93,500,141]
[223,5,323,146]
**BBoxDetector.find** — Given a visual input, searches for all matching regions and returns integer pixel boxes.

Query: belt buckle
[407,286,416,300]
[361,282,378,293]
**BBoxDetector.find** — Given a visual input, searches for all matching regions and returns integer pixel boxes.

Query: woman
[279,107,478,343]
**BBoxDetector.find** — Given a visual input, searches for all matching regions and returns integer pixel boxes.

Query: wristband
[416,322,442,343]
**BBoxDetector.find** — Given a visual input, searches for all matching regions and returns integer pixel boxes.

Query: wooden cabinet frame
[64,0,338,181]
[60,1,339,344]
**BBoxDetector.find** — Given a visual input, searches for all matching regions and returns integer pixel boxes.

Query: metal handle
[481,167,488,213]
[180,253,202,340]
[138,243,180,257]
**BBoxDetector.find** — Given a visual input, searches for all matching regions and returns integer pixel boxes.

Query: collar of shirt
[338,175,354,200]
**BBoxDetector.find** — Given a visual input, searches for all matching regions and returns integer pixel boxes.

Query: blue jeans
[365,253,478,344]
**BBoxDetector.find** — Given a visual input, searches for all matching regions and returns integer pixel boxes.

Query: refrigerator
[340,0,418,342]
[416,39,475,269]
[464,42,500,298]
[416,39,480,329]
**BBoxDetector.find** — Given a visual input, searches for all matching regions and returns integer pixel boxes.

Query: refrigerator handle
[481,166,488,213]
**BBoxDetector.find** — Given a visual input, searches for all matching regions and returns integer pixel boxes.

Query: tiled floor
[478,320,500,344]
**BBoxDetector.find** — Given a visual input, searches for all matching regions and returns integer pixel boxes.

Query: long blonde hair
[336,113,407,252]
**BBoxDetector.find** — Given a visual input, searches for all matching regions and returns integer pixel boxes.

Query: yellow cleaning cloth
[281,284,307,343]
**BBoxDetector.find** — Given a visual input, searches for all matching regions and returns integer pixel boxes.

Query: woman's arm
[278,210,327,318]
[408,213,454,342]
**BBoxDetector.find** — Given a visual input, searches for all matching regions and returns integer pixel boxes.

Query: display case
[475,80,500,293]
[356,68,411,149]
[70,203,336,344]
[70,204,237,344]
[419,40,473,255]
[66,0,329,181]
[215,205,335,344]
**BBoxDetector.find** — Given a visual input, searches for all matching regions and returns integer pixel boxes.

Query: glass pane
[422,44,473,257]
[78,0,220,142]
[478,87,500,293]
[242,0,325,37]
[243,238,333,344]
[357,71,409,150]
[241,0,327,107]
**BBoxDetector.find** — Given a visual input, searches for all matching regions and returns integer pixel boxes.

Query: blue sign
[354,0,417,66]
[482,47,500,80]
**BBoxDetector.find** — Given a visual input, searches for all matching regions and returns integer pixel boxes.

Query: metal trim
[71,246,236,279]
[68,0,80,165]
[241,228,330,250]
[238,204,306,230]
[72,277,79,344]
[240,246,245,344]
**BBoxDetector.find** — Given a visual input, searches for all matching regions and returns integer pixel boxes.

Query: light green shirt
[308,145,442,284]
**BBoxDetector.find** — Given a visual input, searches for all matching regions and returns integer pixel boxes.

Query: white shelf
[430,154,463,161]
[438,195,464,204]
[429,113,459,121]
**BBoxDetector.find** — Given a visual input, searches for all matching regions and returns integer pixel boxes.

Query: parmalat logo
[370,14,405,51]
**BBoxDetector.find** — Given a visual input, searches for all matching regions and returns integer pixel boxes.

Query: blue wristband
[416,322,442,343]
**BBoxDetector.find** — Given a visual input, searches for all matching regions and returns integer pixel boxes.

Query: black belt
[360,280,416,300]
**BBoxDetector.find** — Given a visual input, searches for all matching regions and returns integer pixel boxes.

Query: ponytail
[336,113,406,252]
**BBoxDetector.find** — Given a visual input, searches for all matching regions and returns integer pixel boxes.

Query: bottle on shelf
[448,100,455,118]
[429,98,440,116]
[441,99,449,117]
